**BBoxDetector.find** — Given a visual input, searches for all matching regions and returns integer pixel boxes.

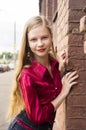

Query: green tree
[0,52,13,60]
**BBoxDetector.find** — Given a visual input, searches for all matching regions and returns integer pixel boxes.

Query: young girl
[7,16,78,130]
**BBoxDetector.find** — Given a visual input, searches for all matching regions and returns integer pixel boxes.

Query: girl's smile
[37,48,46,52]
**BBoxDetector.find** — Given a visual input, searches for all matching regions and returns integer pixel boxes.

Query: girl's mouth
[37,48,45,52]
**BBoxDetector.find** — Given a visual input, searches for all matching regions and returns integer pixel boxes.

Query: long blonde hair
[7,15,56,120]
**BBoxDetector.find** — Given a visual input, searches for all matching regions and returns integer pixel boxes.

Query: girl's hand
[51,71,78,111]
[61,71,79,97]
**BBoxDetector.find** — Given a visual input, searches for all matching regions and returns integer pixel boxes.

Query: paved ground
[0,70,14,130]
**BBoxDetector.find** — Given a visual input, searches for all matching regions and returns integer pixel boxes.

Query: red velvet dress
[18,57,62,129]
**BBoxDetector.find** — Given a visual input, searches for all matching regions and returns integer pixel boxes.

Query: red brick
[83,59,86,68]
[66,118,86,129]
[52,0,57,14]
[69,22,80,33]
[68,46,85,59]
[67,95,86,106]
[40,0,46,16]
[69,9,85,21]
[46,0,53,21]
[78,70,86,82]
[67,58,85,70]
[84,41,86,53]
[84,34,86,41]
[69,34,84,43]
[69,0,86,9]
[70,82,86,94]
[68,33,84,46]
[67,106,86,118]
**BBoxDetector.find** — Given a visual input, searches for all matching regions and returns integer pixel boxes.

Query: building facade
[39,0,86,130]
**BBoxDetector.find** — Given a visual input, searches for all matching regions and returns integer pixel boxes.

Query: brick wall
[66,0,86,129]
[39,0,46,16]
[39,0,86,130]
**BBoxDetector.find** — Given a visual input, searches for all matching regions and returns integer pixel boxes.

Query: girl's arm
[51,71,78,111]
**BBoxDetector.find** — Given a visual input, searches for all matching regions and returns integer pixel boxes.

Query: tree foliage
[0,52,14,59]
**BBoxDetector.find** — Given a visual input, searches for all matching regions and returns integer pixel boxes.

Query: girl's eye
[30,38,37,42]
[42,36,48,40]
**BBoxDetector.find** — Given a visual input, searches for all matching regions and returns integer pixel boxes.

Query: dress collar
[31,57,59,79]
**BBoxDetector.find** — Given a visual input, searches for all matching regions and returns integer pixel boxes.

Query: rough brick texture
[39,0,46,16]
[39,0,86,130]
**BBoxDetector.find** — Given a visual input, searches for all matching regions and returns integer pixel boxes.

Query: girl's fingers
[65,71,78,79]
[70,81,78,88]
[69,74,79,83]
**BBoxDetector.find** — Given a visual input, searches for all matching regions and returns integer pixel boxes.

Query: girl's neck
[34,55,50,68]
[34,55,53,77]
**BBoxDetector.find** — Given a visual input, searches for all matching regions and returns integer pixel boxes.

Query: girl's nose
[37,39,44,46]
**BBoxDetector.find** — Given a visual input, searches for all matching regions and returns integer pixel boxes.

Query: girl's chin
[35,53,48,57]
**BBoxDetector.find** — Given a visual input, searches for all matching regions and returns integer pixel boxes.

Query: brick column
[39,0,86,129]
[54,0,86,130]
[65,1,86,129]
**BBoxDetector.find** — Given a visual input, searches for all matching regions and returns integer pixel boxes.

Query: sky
[0,0,39,53]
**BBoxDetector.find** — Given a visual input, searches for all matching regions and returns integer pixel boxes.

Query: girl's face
[28,25,52,59]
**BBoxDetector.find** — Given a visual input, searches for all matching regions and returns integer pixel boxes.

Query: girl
[7,16,78,130]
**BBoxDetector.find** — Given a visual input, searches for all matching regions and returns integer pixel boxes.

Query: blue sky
[0,0,39,53]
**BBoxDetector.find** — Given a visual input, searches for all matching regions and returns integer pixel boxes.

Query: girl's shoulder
[21,65,32,74]
[18,65,32,80]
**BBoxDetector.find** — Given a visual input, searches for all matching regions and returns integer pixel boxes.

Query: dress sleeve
[19,73,55,125]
